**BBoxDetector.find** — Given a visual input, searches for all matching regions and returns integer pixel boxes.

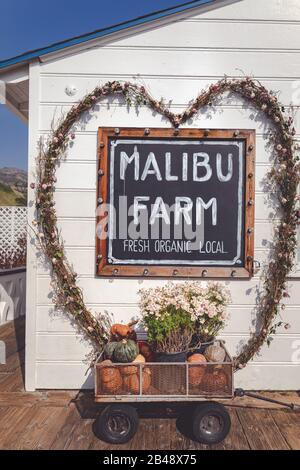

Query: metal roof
[0,0,219,70]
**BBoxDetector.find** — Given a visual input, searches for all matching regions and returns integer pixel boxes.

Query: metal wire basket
[95,341,233,403]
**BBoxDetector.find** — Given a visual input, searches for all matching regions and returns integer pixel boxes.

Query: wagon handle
[235,388,300,411]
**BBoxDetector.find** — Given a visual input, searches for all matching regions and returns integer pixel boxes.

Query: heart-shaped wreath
[32,77,300,370]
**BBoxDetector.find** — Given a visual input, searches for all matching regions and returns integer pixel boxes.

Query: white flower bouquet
[139,281,231,353]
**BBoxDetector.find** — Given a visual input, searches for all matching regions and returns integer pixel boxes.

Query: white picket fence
[0,206,27,254]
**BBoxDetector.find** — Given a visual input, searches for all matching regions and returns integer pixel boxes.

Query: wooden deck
[0,318,299,450]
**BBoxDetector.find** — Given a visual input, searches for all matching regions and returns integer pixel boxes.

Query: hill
[0,167,27,206]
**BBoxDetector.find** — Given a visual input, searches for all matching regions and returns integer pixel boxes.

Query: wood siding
[26,0,300,389]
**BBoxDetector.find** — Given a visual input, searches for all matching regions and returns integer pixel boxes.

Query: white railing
[0,269,26,325]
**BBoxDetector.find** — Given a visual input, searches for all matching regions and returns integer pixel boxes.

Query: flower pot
[189,336,215,355]
[154,351,187,394]
[155,351,187,363]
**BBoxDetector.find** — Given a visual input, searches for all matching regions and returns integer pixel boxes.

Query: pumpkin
[119,354,146,376]
[102,373,122,394]
[137,341,155,362]
[124,371,151,394]
[204,342,226,363]
[121,364,137,376]
[103,341,118,360]
[187,353,207,386]
[110,321,137,342]
[113,339,139,363]
[201,369,229,393]
[100,360,122,393]
[133,354,146,363]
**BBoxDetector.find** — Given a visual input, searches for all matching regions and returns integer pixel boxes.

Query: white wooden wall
[26,0,300,390]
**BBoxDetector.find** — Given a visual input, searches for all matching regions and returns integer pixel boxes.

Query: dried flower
[210,84,219,93]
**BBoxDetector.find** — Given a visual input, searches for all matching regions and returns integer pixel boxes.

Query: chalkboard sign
[96,128,255,278]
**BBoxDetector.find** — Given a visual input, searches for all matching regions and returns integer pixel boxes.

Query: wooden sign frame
[96,127,255,278]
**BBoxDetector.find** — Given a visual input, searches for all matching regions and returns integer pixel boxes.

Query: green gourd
[103,341,118,360]
[113,339,139,363]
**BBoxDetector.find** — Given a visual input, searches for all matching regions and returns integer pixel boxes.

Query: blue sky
[0,0,185,171]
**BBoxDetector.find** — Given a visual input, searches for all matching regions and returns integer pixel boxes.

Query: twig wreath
[32,77,300,370]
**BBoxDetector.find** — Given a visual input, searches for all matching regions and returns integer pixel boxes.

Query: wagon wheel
[93,404,139,444]
[192,402,231,445]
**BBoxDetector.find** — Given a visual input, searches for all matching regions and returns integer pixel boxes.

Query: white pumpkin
[204,342,226,363]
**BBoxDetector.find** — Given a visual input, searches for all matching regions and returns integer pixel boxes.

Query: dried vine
[32,78,300,367]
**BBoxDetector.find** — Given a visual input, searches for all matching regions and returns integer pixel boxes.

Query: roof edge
[0,0,219,70]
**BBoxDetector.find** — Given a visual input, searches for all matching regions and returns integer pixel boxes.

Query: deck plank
[236,409,290,450]
[10,407,69,450]
[63,418,94,450]
[0,370,24,392]
[271,410,300,450]
[50,405,82,450]
[1,348,25,374]
[0,407,40,449]
[0,391,76,406]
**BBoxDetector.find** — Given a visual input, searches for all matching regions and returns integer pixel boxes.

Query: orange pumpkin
[201,369,229,394]
[187,354,207,386]
[100,360,115,382]
[124,371,151,394]
[100,360,122,393]
[110,322,137,342]
[121,365,137,376]
[120,353,146,376]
